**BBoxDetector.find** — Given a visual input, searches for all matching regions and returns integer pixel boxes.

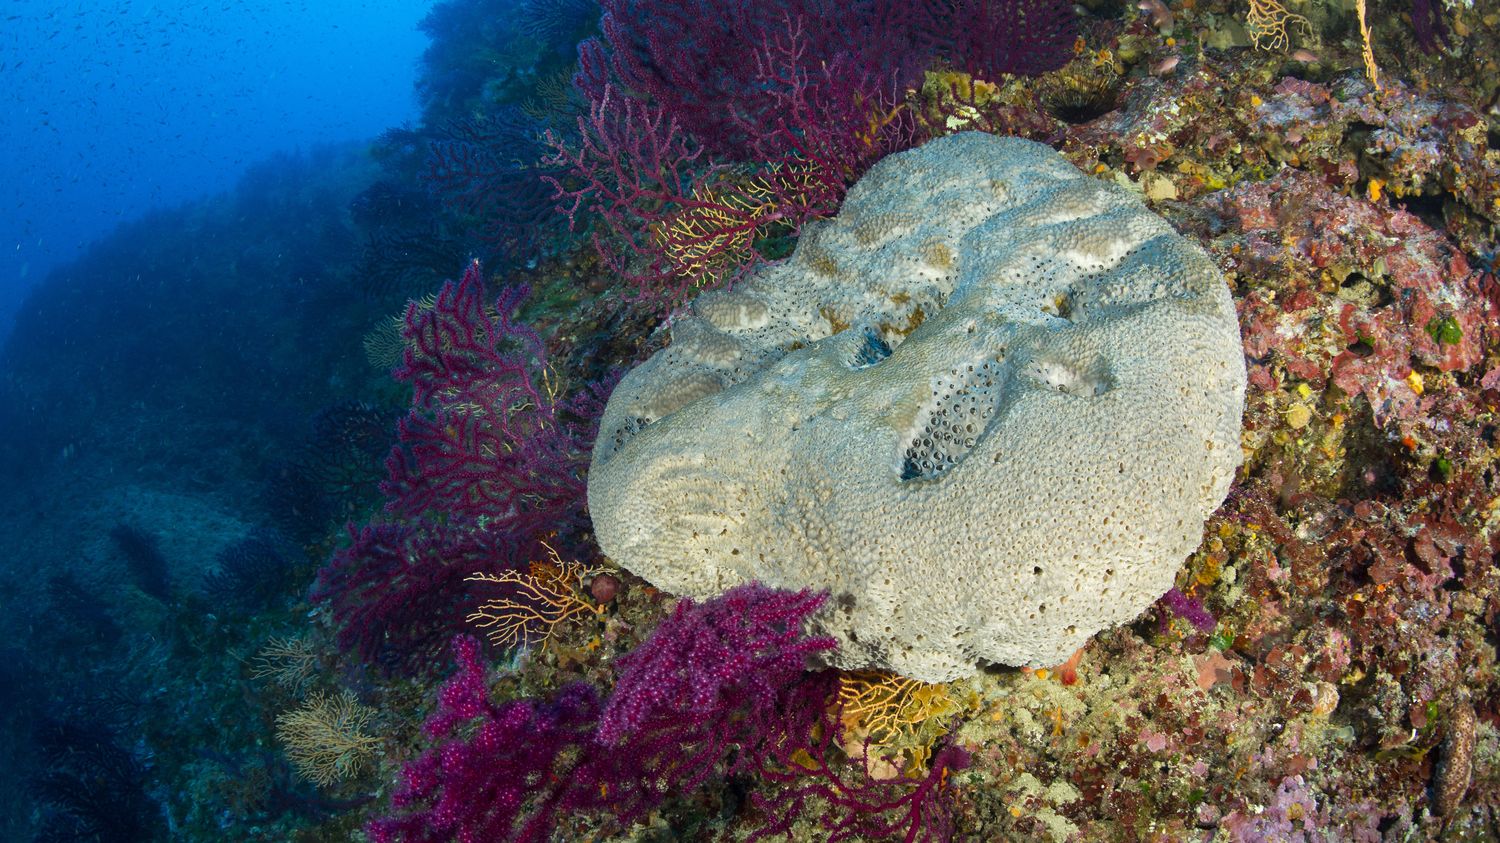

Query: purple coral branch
[740,13,915,189]
[543,76,818,309]
[747,681,972,843]
[598,584,836,743]
[370,584,971,840]
[942,0,1076,80]
[1410,0,1449,53]
[368,636,608,843]
[423,110,562,264]
[542,79,714,306]
[313,261,613,675]
[772,747,972,843]
[311,520,510,673]
[371,586,847,840]
[582,0,1073,158]
[382,261,598,541]
[393,262,544,409]
[544,0,1076,309]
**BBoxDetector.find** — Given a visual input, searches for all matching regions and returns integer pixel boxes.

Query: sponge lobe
[589,133,1246,681]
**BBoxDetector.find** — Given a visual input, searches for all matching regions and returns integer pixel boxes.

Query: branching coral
[275,691,381,787]
[748,683,974,843]
[370,586,853,841]
[548,0,1075,308]
[544,81,843,309]
[465,543,606,649]
[362,313,407,372]
[1409,0,1450,52]
[203,533,297,612]
[383,261,608,548]
[650,166,819,286]
[31,720,164,841]
[313,520,505,674]
[597,584,836,744]
[1244,0,1311,53]
[582,0,1071,159]
[424,109,566,265]
[837,671,963,769]
[315,261,615,676]
[250,636,320,696]
[367,637,608,843]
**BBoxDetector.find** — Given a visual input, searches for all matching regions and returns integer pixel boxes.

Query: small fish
[1290,48,1319,63]
[1151,55,1180,76]
[1136,0,1173,29]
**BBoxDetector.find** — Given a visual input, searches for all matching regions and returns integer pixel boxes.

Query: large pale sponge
[588,132,1246,681]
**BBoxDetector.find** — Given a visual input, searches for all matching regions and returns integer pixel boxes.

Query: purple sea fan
[368,636,609,843]
[545,76,845,311]
[753,734,973,842]
[313,260,615,676]
[1410,0,1449,53]
[551,0,1076,308]
[383,260,610,547]
[391,260,543,414]
[597,583,836,745]
[581,0,1076,159]
[311,520,511,674]
[371,587,838,840]
[585,0,931,159]
[737,18,918,185]
[583,584,838,823]
[942,0,1077,80]
[424,109,565,265]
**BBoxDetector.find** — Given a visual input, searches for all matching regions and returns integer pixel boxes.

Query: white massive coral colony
[588,132,1246,682]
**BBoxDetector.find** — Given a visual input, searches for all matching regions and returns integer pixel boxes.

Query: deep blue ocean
[1,0,432,339]
[0,2,446,838]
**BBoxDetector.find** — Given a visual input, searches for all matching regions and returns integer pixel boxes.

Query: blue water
[0,0,431,340]
[0,2,453,838]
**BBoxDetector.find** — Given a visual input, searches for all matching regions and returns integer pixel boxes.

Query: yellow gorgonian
[275,690,380,787]
[466,543,607,649]
[837,670,963,770]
